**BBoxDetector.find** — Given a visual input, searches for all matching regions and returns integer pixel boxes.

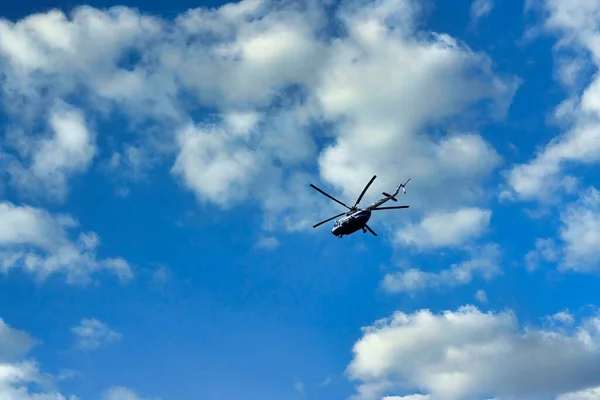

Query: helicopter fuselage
[331,192,400,236]
[332,209,371,237]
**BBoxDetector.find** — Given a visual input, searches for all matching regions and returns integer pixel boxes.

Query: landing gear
[362,227,367,233]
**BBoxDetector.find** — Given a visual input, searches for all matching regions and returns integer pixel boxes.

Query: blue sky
[2,0,600,399]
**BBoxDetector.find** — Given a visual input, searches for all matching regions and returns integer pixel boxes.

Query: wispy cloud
[72,318,121,351]
[255,236,279,250]
[382,244,501,294]
[470,0,494,24]
[0,202,132,285]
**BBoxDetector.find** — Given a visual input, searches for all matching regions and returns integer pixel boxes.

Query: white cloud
[559,187,600,272]
[0,362,66,399]
[0,0,518,237]
[475,290,488,303]
[0,202,132,284]
[549,311,575,326]
[105,145,161,184]
[470,0,494,23]
[525,187,600,273]
[0,316,152,400]
[72,318,121,351]
[56,369,82,381]
[151,265,170,288]
[0,6,167,114]
[2,102,96,202]
[294,380,304,393]
[102,386,155,400]
[0,316,70,399]
[319,376,332,387]
[255,236,279,250]
[171,0,327,109]
[558,386,600,400]
[522,187,600,274]
[503,0,600,203]
[0,319,37,363]
[311,0,515,217]
[347,305,600,400]
[395,208,492,250]
[382,244,501,294]
[171,122,260,206]
[524,237,560,271]
[222,111,260,137]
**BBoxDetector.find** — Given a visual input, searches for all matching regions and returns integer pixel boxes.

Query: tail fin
[384,178,411,200]
[397,178,411,195]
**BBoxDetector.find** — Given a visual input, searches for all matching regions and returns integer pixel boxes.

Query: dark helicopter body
[310,175,411,238]
[331,209,371,237]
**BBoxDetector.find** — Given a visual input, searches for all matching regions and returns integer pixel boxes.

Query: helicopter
[309,175,411,237]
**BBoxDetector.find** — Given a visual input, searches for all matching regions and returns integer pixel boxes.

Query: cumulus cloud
[0,362,66,399]
[382,243,501,294]
[171,122,260,206]
[503,0,600,203]
[2,102,96,202]
[0,6,167,115]
[0,0,518,238]
[347,305,600,400]
[0,202,132,284]
[71,318,121,351]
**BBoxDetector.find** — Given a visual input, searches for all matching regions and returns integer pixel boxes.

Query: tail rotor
[399,178,411,194]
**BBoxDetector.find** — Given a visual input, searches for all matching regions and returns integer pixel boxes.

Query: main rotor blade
[372,206,410,210]
[310,184,352,210]
[313,212,346,228]
[365,224,377,236]
[353,175,377,208]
